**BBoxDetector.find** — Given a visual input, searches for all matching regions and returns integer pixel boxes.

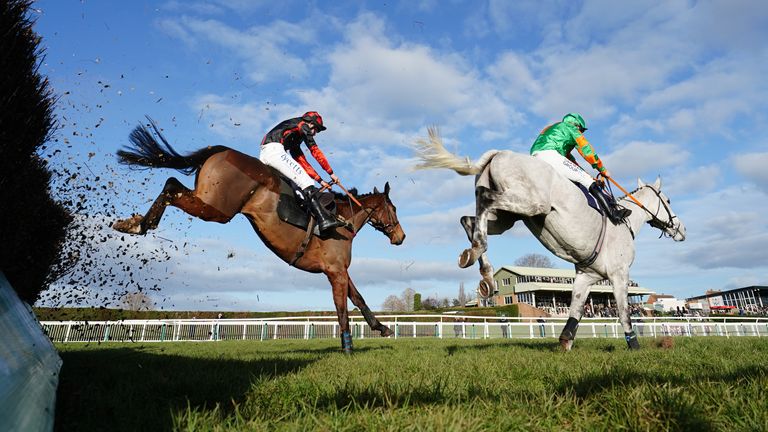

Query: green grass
[55,337,768,431]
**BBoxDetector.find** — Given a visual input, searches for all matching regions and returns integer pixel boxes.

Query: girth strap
[289,215,315,267]
[576,213,607,268]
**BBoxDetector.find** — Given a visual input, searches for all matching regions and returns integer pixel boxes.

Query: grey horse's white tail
[413,127,499,176]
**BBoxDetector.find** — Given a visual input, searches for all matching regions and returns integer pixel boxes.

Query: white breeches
[532,150,594,188]
[259,142,315,190]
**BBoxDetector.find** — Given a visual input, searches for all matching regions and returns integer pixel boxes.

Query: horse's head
[637,177,686,241]
[368,182,406,245]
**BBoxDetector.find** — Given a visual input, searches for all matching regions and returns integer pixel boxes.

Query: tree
[413,293,422,311]
[381,288,416,312]
[1,0,72,304]
[402,288,415,312]
[120,291,154,311]
[514,253,554,268]
[381,295,406,312]
[457,282,469,306]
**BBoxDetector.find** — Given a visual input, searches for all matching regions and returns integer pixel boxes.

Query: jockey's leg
[260,142,342,233]
[347,277,393,337]
[589,183,631,224]
[560,271,600,351]
[304,185,344,233]
[609,272,639,349]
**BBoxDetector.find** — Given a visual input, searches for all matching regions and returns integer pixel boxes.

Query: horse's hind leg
[460,216,496,298]
[347,277,393,337]
[459,198,493,269]
[113,177,231,235]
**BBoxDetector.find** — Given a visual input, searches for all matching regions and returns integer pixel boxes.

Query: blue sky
[33,0,768,311]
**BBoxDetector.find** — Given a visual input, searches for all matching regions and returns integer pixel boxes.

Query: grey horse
[414,128,686,350]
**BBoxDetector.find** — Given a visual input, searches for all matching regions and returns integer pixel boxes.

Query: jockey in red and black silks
[259,111,344,233]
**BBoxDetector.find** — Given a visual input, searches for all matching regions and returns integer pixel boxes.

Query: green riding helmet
[563,113,587,132]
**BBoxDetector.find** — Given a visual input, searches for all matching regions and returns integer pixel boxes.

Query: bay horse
[112,119,405,353]
[414,128,685,350]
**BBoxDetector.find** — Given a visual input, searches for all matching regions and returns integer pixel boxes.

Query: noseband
[640,186,680,239]
[344,193,400,237]
[366,199,400,236]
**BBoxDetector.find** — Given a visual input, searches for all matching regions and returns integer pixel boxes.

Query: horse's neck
[620,188,656,234]
[338,195,377,231]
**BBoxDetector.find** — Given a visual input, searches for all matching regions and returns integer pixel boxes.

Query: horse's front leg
[347,276,393,337]
[609,272,639,349]
[327,270,353,354]
[559,271,599,351]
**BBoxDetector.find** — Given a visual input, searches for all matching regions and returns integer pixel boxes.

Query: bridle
[345,193,400,237]
[625,185,680,239]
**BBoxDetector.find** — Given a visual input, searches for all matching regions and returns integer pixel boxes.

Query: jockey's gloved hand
[320,180,332,190]
[601,169,612,179]
[330,173,340,185]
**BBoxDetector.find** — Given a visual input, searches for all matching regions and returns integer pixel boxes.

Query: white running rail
[40,315,768,343]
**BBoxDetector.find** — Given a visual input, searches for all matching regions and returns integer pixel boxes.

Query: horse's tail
[413,126,499,176]
[117,117,229,176]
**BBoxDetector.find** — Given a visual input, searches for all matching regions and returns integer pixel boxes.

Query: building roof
[687,285,768,301]
[513,282,654,295]
[497,266,579,277]
[494,265,653,295]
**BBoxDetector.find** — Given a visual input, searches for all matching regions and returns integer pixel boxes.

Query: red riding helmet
[302,111,326,131]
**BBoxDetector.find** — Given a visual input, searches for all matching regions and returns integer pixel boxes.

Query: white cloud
[663,164,721,197]
[158,16,314,82]
[732,152,768,193]
[602,141,689,179]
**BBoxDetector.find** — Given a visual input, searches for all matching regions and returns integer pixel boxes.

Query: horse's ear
[637,178,646,188]
[654,176,662,189]
[384,182,390,195]
[373,186,380,194]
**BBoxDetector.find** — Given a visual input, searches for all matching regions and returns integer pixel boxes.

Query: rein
[607,177,679,238]
[335,181,400,236]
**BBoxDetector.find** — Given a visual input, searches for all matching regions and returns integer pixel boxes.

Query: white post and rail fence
[39,315,768,343]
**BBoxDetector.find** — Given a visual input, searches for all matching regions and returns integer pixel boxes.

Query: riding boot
[589,183,631,224]
[303,186,344,233]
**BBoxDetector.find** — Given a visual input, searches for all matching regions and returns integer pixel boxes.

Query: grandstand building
[492,266,655,316]
[686,286,768,314]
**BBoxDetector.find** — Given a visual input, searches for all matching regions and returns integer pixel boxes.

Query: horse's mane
[332,188,384,203]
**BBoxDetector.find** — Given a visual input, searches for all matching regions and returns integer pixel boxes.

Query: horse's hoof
[458,249,476,268]
[112,215,144,234]
[379,326,394,337]
[477,279,493,299]
[559,338,573,352]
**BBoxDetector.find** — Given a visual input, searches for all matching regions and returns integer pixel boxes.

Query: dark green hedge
[1,0,72,304]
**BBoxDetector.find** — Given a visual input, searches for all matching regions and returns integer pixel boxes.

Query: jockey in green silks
[530,113,631,224]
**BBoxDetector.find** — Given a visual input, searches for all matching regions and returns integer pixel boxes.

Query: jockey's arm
[307,143,334,176]
[574,135,606,174]
[289,146,323,182]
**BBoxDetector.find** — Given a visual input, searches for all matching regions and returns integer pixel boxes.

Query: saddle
[574,182,603,214]
[275,174,338,234]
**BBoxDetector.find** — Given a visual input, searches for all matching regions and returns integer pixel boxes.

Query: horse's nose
[392,233,405,245]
